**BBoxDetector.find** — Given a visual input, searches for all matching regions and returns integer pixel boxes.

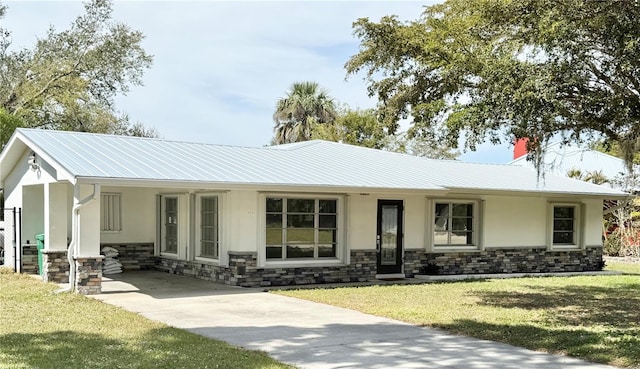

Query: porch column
[74,184,103,294]
[42,182,70,282]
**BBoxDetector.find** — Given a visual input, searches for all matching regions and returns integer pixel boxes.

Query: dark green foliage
[347,0,640,170]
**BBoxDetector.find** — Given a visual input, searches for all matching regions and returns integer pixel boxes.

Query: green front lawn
[276,262,640,368]
[0,269,293,369]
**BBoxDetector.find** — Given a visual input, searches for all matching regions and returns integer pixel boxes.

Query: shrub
[603,230,622,256]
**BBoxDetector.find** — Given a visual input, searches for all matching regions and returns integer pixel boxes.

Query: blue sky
[3,0,512,163]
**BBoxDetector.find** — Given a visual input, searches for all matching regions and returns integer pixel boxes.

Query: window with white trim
[101,193,122,232]
[162,196,178,254]
[434,201,475,246]
[552,205,577,245]
[266,197,338,260]
[197,195,219,259]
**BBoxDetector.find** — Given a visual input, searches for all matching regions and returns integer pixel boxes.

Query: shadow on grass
[0,328,287,369]
[473,282,640,326]
[453,280,640,367]
[436,319,639,367]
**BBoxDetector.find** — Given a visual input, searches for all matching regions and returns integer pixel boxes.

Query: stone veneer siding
[100,243,155,271]
[42,249,69,283]
[409,247,603,275]
[21,244,38,274]
[154,247,602,287]
[75,256,104,295]
[155,250,377,287]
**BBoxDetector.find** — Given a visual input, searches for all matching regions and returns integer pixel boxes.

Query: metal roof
[510,141,629,180]
[2,128,626,197]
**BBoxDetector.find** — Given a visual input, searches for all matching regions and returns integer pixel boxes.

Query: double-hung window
[101,193,122,232]
[162,197,178,254]
[266,197,338,260]
[434,201,475,246]
[552,205,577,245]
[198,196,219,259]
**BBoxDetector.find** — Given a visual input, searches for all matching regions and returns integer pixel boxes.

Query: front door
[376,200,403,275]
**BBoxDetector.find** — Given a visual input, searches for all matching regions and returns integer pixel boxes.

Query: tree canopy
[310,107,388,149]
[346,0,640,171]
[0,0,155,149]
[273,81,338,144]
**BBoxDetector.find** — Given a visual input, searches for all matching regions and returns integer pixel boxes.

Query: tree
[273,81,338,144]
[383,133,459,160]
[0,108,24,151]
[0,0,155,147]
[346,0,640,172]
[310,107,389,149]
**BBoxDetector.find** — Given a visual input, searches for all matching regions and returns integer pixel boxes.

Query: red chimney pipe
[514,138,529,160]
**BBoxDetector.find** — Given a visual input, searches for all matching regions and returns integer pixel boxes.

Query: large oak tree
[0,0,155,149]
[347,0,640,170]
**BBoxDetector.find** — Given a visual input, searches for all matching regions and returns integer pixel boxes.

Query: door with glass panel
[376,200,403,275]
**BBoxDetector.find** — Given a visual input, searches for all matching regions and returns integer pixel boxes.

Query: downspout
[56,183,99,293]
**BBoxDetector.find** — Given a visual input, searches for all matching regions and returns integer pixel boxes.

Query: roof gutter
[56,183,100,293]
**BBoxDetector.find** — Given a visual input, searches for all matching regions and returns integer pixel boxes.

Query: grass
[276,262,640,368]
[0,269,294,369]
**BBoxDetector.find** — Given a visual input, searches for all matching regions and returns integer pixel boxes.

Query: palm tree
[273,81,337,144]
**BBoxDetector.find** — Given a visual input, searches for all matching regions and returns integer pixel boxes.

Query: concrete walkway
[93,271,617,369]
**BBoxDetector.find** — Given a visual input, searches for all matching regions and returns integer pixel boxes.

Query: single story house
[0,129,626,294]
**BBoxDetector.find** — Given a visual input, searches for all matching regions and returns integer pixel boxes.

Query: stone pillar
[75,256,104,295]
[42,249,69,283]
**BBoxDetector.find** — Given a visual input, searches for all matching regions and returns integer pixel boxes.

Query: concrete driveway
[93,271,617,369]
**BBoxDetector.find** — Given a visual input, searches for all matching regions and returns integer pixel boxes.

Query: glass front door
[376,200,403,275]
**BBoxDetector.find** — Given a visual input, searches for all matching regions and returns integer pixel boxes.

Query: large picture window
[553,205,576,245]
[198,196,219,259]
[266,197,337,260]
[434,201,475,246]
[101,193,122,232]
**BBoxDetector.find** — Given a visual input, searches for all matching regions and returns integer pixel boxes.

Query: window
[163,197,178,253]
[266,197,337,260]
[198,196,219,259]
[553,205,576,245]
[101,193,122,232]
[434,201,475,246]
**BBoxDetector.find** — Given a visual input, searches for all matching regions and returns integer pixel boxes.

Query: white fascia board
[445,186,628,199]
[12,131,76,184]
[75,176,450,195]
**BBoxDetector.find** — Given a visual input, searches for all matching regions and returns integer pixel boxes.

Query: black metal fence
[1,207,22,271]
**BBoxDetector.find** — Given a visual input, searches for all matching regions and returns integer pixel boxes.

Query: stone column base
[75,256,104,295]
[42,250,70,283]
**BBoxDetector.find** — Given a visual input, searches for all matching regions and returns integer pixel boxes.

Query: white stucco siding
[227,189,258,252]
[347,195,376,250]
[583,198,604,246]
[99,186,156,244]
[22,185,44,245]
[404,195,427,249]
[483,195,548,248]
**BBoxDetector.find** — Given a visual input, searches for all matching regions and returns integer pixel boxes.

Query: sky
[2,0,513,163]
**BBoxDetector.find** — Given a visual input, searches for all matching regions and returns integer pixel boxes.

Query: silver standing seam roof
[2,128,627,197]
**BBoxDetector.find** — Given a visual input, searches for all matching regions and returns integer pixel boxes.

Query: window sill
[550,244,581,251]
[265,258,345,268]
[159,252,178,259]
[195,256,219,265]
[430,245,481,253]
